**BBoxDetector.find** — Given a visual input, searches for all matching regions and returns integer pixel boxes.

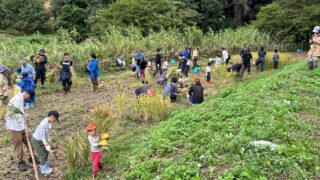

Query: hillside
[105,62,320,179]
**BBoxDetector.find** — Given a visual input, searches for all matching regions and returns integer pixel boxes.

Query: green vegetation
[253,0,320,43]
[104,62,319,179]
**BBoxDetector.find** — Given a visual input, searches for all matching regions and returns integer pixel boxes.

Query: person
[193,65,200,74]
[188,78,204,104]
[157,69,168,87]
[31,49,48,88]
[0,66,9,106]
[17,72,36,108]
[239,47,253,80]
[60,53,73,94]
[20,58,35,80]
[222,48,230,65]
[135,86,156,96]
[116,55,126,67]
[5,89,35,171]
[86,123,103,177]
[134,50,145,79]
[182,47,190,60]
[163,60,169,71]
[179,54,188,77]
[89,53,101,93]
[163,77,178,102]
[139,58,148,84]
[228,63,242,79]
[31,110,60,175]
[153,48,162,78]
[272,49,280,69]
[192,48,199,69]
[255,47,267,72]
[308,26,320,70]
[185,59,192,78]
[206,62,211,85]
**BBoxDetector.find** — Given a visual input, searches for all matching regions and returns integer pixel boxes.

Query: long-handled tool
[24,115,40,180]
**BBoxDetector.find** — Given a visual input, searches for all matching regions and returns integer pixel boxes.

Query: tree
[252,0,320,43]
[0,0,49,33]
[198,0,224,31]
[91,0,199,35]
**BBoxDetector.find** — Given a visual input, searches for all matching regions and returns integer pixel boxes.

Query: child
[17,72,36,108]
[272,49,280,69]
[87,123,103,177]
[32,111,60,175]
[139,59,148,84]
[163,60,169,71]
[157,69,168,87]
[206,62,211,85]
[193,65,200,74]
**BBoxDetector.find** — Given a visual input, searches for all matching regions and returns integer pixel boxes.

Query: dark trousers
[35,68,46,85]
[62,78,72,92]
[91,77,98,85]
[273,61,278,69]
[153,64,162,77]
[192,58,198,69]
[31,137,48,165]
[240,63,250,79]
[256,60,265,71]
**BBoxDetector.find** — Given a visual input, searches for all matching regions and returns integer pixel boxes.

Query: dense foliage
[252,0,320,43]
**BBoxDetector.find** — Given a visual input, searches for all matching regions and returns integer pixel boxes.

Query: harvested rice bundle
[70,67,80,88]
[46,67,60,83]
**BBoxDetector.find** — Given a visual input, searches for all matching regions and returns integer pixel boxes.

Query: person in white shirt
[5,89,35,171]
[206,62,212,85]
[163,60,169,71]
[31,110,60,175]
[221,48,230,65]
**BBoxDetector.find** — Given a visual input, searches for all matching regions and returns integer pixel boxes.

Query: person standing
[139,58,148,84]
[134,50,145,79]
[308,26,320,70]
[31,49,48,88]
[89,53,100,93]
[255,47,267,72]
[20,58,35,80]
[60,53,73,94]
[153,48,162,78]
[272,49,280,69]
[86,123,103,177]
[5,89,35,171]
[188,78,204,104]
[240,47,253,80]
[206,62,212,85]
[31,110,60,175]
[182,47,190,61]
[0,66,9,106]
[222,48,230,65]
[192,48,199,69]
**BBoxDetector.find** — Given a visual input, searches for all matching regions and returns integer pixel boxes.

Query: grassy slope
[107,62,319,179]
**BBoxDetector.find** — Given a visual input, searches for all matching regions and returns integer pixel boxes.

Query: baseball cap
[86,123,96,131]
[195,78,201,83]
[48,110,60,123]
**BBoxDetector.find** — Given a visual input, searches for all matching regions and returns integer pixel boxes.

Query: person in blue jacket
[89,53,100,93]
[17,72,36,108]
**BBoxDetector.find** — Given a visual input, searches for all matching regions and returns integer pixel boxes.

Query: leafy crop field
[105,62,320,179]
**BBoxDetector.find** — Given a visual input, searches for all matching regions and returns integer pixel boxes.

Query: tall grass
[0,27,277,70]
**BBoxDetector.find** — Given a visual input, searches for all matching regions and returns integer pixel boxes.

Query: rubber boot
[18,161,27,172]
[308,62,314,70]
[92,85,96,92]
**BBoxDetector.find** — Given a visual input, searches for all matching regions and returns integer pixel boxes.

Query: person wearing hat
[60,53,73,94]
[31,49,48,88]
[0,66,9,106]
[20,58,35,80]
[31,110,60,175]
[86,123,103,177]
[5,89,35,171]
[17,72,36,108]
[188,78,204,105]
[308,26,320,70]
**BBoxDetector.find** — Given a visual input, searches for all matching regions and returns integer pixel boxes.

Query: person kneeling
[163,77,178,102]
[188,78,204,104]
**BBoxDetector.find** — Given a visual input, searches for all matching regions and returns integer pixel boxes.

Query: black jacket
[140,60,147,70]
[31,55,48,70]
[155,53,161,65]
[232,63,242,72]
[189,83,204,103]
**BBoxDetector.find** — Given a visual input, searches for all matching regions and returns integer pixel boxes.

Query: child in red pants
[87,123,103,177]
